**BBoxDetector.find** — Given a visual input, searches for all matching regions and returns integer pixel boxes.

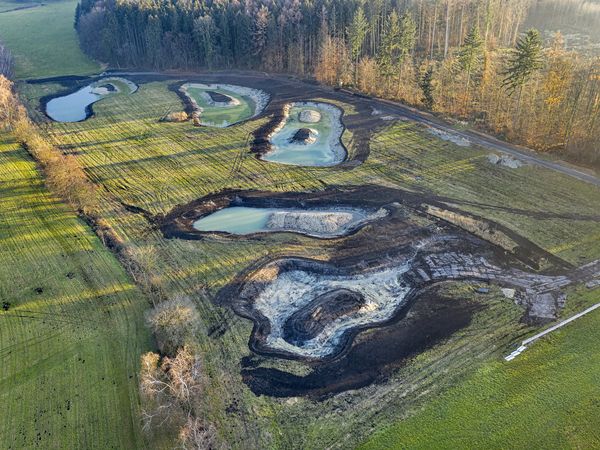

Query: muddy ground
[29,73,598,401]
[160,185,587,398]
[30,71,386,167]
[241,287,481,399]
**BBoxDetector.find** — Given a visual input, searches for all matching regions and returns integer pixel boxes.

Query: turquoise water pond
[193,207,275,235]
[192,205,376,237]
[263,103,346,166]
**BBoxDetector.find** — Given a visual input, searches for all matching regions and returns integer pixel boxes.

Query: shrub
[145,296,201,355]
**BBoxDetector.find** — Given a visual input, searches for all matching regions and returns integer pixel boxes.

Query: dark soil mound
[207,90,234,104]
[283,289,365,346]
[290,128,316,144]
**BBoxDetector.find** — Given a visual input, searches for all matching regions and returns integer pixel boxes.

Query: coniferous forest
[75,0,600,166]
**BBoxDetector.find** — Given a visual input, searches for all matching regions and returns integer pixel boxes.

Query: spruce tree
[503,28,544,96]
[456,25,483,91]
[378,11,401,78]
[347,8,368,64]
[420,67,435,109]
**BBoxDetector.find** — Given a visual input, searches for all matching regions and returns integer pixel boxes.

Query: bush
[145,296,201,355]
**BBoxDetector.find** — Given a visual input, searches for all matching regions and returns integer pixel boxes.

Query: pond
[192,206,386,238]
[45,77,138,123]
[262,102,346,166]
[180,83,269,127]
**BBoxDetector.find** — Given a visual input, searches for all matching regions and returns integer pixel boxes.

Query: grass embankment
[0,0,100,78]
[0,132,151,449]
[20,79,600,448]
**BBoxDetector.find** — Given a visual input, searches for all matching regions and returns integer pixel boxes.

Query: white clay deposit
[266,208,386,236]
[253,262,415,358]
[488,153,524,168]
[299,109,322,123]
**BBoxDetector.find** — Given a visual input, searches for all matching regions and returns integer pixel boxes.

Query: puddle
[45,77,137,122]
[262,102,346,166]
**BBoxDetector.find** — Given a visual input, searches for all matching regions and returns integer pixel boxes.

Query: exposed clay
[178,82,269,127]
[159,189,390,240]
[488,153,524,168]
[282,289,366,346]
[299,109,321,123]
[242,290,480,399]
[226,242,586,361]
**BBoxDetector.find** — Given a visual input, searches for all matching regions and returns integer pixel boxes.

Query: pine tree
[347,7,368,64]
[456,25,483,91]
[419,66,435,109]
[502,28,544,96]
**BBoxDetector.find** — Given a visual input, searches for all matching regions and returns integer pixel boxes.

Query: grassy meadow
[15,78,600,448]
[0,132,151,449]
[0,0,100,78]
[361,288,600,450]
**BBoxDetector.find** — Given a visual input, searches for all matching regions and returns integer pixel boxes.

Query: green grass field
[16,78,600,448]
[0,0,100,78]
[361,289,600,449]
[0,132,151,449]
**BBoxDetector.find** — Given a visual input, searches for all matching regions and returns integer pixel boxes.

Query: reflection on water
[46,85,102,122]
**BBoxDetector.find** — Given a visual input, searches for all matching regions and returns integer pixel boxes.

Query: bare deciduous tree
[145,296,201,355]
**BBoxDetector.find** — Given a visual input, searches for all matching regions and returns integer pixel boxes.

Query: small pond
[46,77,138,123]
[180,83,269,127]
[262,102,346,166]
[192,206,386,238]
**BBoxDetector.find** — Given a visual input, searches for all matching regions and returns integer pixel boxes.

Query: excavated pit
[160,189,389,240]
[260,102,346,166]
[44,77,138,122]
[204,186,599,397]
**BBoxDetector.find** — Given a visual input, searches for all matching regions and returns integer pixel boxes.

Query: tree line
[75,0,600,166]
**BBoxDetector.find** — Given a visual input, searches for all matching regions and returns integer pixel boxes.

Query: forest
[75,0,600,166]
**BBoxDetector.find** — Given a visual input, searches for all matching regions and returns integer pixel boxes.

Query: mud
[290,128,316,144]
[242,289,481,399]
[30,71,400,167]
[282,289,366,346]
[160,186,570,272]
[159,188,389,241]
[207,90,235,104]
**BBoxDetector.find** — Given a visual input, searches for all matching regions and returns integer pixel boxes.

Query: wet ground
[241,288,481,399]
[157,184,597,397]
